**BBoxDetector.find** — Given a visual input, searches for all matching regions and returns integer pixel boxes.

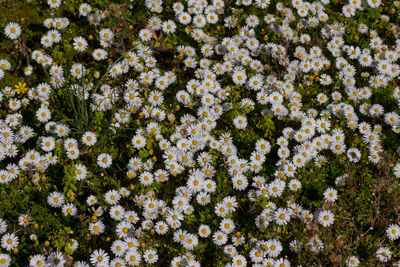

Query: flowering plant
[0,0,400,266]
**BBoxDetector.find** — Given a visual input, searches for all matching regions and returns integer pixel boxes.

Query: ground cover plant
[0,0,400,266]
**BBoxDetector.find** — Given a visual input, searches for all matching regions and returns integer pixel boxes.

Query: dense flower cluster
[1,0,400,266]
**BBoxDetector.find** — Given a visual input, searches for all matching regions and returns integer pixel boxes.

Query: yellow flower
[14,82,28,94]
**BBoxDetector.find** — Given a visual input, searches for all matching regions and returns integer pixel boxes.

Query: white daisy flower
[376,246,391,262]
[274,208,292,225]
[73,36,88,52]
[64,138,78,150]
[386,224,400,241]
[41,34,53,48]
[1,233,19,251]
[104,190,121,205]
[90,249,109,266]
[81,131,97,146]
[232,255,247,266]
[367,0,381,8]
[40,136,55,152]
[233,115,247,129]
[88,221,105,235]
[317,210,335,227]
[0,219,8,234]
[70,63,85,79]
[111,240,128,257]
[394,162,400,178]
[97,153,112,168]
[62,203,77,216]
[99,28,114,41]
[47,0,62,8]
[0,170,9,184]
[148,16,162,30]
[29,254,46,267]
[346,256,360,267]
[178,12,191,25]
[4,22,21,40]
[109,205,126,221]
[36,107,51,122]
[220,218,235,234]
[0,253,11,267]
[154,221,169,235]
[79,3,92,16]
[116,221,134,239]
[132,134,146,149]
[139,28,153,42]
[125,248,141,266]
[213,231,228,246]
[66,239,79,252]
[75,261,89,267]
[139,171,154,186]
[110,258,125,267]
[323,188,338,202]
[92,48,108,61]
[86,195,98,206]
[232,68,247,85]
[46,251,66,266]
[75,164,87,181]
[66,147,80,160]
[232,174,248,190]
[162,20,176,34]
[48,30,61,43]
[47,191,65,208]
[347,148,361,163]
[143,249,158,264]
[266,238,283,257]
